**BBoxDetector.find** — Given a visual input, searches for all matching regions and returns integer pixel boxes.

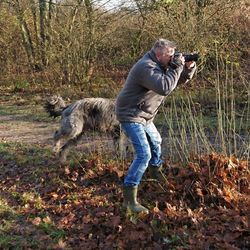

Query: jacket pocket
[137,100,161,115]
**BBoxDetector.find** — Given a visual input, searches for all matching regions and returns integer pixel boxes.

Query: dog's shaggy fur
[45,95,121,162]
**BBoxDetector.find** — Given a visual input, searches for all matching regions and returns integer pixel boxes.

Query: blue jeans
[121,122,163,186]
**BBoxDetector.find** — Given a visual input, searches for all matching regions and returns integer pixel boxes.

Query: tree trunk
[84,0,95,82]
[39,0,49,66]
[13,0,39,70]
[61,0,84,84]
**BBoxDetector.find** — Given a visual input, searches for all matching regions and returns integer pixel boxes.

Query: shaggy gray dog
[45,96,122,162]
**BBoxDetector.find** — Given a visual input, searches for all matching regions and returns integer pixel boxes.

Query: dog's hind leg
[111,125,128,159]
[117,132,129,160]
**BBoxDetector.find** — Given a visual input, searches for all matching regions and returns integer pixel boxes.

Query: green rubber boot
[148,165,167,182]
[123,185,149,214]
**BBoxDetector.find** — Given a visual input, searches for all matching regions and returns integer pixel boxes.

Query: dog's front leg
[53,130,62,154]
[53,140,61,154]
[59,148,68,163]
[58,134,83,163]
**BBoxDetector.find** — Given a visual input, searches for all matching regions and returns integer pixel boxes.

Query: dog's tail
[44,95,67,118]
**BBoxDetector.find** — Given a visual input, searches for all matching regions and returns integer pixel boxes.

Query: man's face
[157,47,175,67]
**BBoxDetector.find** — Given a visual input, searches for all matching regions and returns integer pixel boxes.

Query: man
[115,38,197,214]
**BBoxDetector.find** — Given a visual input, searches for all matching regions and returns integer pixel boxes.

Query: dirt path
[0,110,117,154]
[0,114,57,145]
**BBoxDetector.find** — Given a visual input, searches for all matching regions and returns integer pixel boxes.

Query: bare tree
[8,0,39,70]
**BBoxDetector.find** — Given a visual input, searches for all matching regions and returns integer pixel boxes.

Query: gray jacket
[115,49,196,125]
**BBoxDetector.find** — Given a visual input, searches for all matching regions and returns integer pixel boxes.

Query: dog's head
[44,95,67,117]
[47,95,66,107]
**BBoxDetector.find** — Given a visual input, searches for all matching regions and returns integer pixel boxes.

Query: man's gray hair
[152,38,176,54]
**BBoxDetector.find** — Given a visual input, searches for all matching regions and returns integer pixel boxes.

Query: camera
[169,52,199,69]
[183,53,199,62]
[175,52,199,62]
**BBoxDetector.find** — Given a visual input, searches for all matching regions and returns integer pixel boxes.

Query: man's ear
[155,50,161,60]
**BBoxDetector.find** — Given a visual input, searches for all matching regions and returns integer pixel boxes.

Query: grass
[0,199,16,226]
[38,222,66,242]
[0,104,54,123]
[0,142,53,166]
[154,64,249,164]
[0,198,32,249]
[0,139,124,249]
[0,142,69,249]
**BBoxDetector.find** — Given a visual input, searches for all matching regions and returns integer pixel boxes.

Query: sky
[53,0,135,11]
[96,0,134,10]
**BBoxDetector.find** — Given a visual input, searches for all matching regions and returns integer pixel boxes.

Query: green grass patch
[13,192,44,210]
[0,104,54,123]
[39,222,65,242]
[0,234,24,250]
[0,198,17,227]
[0,142,53,165]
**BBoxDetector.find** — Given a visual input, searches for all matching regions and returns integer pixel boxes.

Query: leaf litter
[0,145,249,249]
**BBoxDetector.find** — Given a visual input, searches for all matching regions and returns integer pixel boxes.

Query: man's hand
[179,54,185,65]
[185,61,196,69]
[169,53,185,69]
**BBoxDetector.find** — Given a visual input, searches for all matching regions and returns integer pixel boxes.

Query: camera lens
[184,54,199,62]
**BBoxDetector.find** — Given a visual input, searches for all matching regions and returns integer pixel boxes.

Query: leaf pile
[165,153,249,208]
[143,153,250,249]
[0,147,249,249]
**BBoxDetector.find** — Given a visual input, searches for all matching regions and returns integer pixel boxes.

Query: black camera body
[169,52,199,69]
